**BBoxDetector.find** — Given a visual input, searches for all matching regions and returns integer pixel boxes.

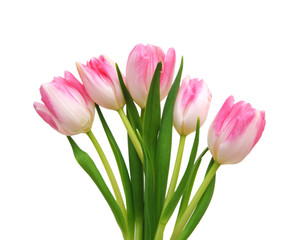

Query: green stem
[154,135,186,240]
[141,108,145,124]
[165,135,186,204]
[134,217,143,240]
[170,161,220,240]
[86,131,128,227]
[118,108,144,164]
[154,220,166,240]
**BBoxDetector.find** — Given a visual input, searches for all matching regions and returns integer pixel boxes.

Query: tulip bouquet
[34,44,265,240]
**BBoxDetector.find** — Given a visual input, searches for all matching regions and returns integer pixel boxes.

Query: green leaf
[95,105,134,238]
[143,61,162,163]
[116,63,143,134]
[177,159,216,240]
[142,62,164,238]
[138,133,156,240]
[67,136,127,236]
[155,57,184,221]
[127,109,144,238]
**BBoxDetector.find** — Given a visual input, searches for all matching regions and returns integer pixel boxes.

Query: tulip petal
[64,71,95,117]
[216,111,262,164]
[174,77,211,135]
[212,96,234,135]
[126,44,150,108]
[41,80,93,134]
[160,48,176,100]
[253,111,266,148]
[208,96,266,164]
[76,62,121,110]
[126,44,175,108]
[182,80,211,134]
[33,102,71,135]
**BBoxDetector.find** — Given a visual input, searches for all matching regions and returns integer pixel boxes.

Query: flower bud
[126,44,176,108]
[34,71,95,135]
[76,55,125,110]
[173,77,212,135]
[208,96,266,164]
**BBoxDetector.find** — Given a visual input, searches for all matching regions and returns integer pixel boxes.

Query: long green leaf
[138,133,156,240]
[116,63,143,135]
[143,61,162,162]
[177,159,216,240]
[67,136,127,236]
[155,57,184,222]
[95,105,134,238]
[127,109,144,239]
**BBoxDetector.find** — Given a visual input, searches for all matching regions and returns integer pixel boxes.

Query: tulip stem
[86,130,128,228]
[165,135,186,204]
[154,135,186,239]
[134,217,143,240]
[170,161,220,240]
[141,108,145,124]
[117,108,144,164]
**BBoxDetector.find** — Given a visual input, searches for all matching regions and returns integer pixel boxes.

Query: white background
[1,0,297,239]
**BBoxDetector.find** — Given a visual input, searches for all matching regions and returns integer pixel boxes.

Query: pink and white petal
[64,71,95,112]
[145,45,164,90]
[213,96,235,135]
[84,77,119,109]
[98,55,119,86]
[40,82,66,120]
[252,111,266,148]
[126,44,146,73]
[126,66,149,108]
[33,102,71,135]
[64,71,84,92]
[77,62,119,109]
[173,78,190,134]
[226,108,256,141]
[173,95,185,135]
[160,48,176,100]
[216,114,261,164]
[111,76,126,109]
[218,101,252,142]
[54,95,93,134]
[207,121,218,160]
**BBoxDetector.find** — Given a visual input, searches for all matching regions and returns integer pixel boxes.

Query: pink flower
[34,71,95,135]
[208,96,266,164]
[126,44,176,108]
[76,55,125,110]
[173,77,212,135]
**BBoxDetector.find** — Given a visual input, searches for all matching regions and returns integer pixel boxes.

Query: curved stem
[165,135,186,204]
[171,161,220,240]
[86,130,127,227]
[117,108,144,164]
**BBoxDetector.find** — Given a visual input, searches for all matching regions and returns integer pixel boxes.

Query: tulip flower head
[208,96,266,164]
[126,44,176,108]
[76,55,125,110]
[34,71,95,135]
[173,77,212,135]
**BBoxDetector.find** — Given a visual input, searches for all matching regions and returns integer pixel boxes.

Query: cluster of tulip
[34,44,265,240]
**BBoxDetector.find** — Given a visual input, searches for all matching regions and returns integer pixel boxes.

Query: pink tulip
[208,96,266,164]
[173,77,212,135]
[126,44,176,108]
[34,71,95,135]
[76,55,125,110]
